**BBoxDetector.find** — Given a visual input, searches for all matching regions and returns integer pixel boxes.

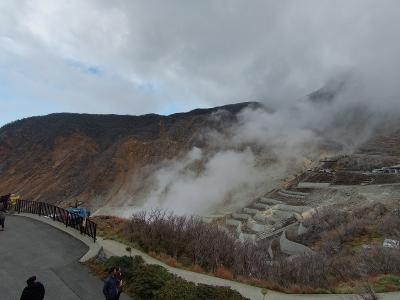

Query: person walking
[1,193,10,211]
[103,267,119,300]
[0,202,6,231]
[20,276,45,300]
[116,267,124,300]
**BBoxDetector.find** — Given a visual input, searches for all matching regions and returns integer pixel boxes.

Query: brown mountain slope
[2,97,400,213]
[0,102,259,209]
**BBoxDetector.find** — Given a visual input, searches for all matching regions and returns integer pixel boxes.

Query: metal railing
[16,199,97,242]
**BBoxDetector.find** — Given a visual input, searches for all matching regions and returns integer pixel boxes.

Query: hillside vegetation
[94,203,400,294]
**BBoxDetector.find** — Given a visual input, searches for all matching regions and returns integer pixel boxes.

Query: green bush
[130,264,175,299]
[196,284,249,300]
[156,278,198,300]
[98,256,248,300]
[104,255,145,281]
[104,255,134,270]
[156,279,249,300]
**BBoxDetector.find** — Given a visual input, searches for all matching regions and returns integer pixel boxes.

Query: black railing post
[52,205,56,221]
[15,199,96,243]
[80,218,84,235]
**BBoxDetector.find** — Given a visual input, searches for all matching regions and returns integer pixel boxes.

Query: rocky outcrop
[279,231,314,256]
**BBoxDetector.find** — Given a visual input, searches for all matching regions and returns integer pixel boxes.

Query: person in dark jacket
[103,267,119,300]
[116,267,124,300]
[1,194,10,211]
[20,276,45,300]
[0,202,6,231]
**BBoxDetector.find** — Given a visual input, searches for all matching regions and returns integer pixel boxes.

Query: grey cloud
[2,0,400,120]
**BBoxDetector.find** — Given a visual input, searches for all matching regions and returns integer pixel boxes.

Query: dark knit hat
[26,276,36,285]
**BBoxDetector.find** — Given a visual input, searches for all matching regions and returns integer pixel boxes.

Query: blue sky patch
[66,59,101,76]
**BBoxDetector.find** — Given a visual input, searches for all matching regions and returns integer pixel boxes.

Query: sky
[1,0,399,127]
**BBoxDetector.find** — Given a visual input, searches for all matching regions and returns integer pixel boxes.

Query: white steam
[137,105,323,215]
[112,69,400,217]
[142,147,282,215]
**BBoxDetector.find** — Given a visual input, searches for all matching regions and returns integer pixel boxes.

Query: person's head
[26,276,36,286]
[108,267,117,276]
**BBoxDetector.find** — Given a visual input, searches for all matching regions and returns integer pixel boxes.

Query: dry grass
[91,215,129,238]
[333,275,400,294]
[85,259,108,280]
[215,266,234,280]
[165,256,178,268]
[190,264,204,273]
[346,232,384,249]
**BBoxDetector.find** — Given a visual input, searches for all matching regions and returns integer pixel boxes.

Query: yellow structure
[10,194,20,205]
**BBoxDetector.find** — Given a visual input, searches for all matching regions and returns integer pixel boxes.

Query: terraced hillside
[218,148,400,262]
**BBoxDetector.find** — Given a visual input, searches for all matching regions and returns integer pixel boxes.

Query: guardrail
[16,199,97,242]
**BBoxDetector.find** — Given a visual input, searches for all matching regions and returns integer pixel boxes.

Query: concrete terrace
[223,187,315,257]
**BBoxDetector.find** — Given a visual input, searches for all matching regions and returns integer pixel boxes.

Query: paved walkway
[0,215,129,300]
[12,213,400,300]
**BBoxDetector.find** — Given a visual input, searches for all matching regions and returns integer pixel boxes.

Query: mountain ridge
[0,101,261,208]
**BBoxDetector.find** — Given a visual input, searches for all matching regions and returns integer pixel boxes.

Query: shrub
[104,255,138,270]
[104,255,144,281]
[132,255,145,267]
[190,264,204,273]
[341,218,369,241]
[130,264,175,299]
[156,278,197,300]
[149,251,157,258]
[121,207,400,292]
[360,246,400,275]
[88,255,249,299]
[196,284,249,300]
[166,256,178,267]
[378,214,400,239]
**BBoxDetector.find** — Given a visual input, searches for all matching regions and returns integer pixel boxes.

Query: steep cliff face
[0,102,258,209]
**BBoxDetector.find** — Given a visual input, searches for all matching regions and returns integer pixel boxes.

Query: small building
[383,239,400,249]
[386,165,400,173]
[372,165,400,174]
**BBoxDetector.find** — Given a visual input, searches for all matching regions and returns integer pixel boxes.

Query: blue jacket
[103,275,119,299]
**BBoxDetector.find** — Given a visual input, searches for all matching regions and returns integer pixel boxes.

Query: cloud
[1,0,400,126]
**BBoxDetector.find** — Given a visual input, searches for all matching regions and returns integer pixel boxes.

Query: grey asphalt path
[0,215,130,300]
